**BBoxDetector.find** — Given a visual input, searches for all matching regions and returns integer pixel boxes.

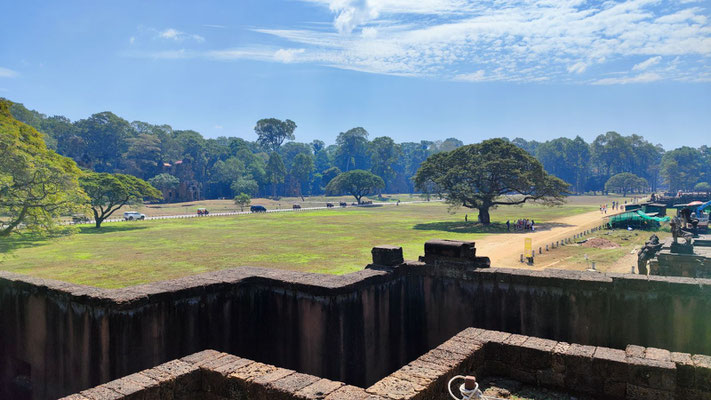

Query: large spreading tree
[604,172,648,197]
[0,100,86,236]
[414,138,569,225]
[325,169,384,204]
[80,172,162,228]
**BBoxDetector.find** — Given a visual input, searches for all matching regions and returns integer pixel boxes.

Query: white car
[123,211,146,221]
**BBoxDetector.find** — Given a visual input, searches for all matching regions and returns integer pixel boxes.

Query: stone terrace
[61,327,711,400]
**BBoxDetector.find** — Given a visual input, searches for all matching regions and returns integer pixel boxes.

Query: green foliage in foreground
[0,202,595,288]
[0,100,86,236]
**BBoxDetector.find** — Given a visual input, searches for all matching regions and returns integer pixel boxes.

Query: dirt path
[476,209,619,268]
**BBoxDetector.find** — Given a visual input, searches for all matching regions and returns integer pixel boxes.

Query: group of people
[599,202,621,213]
[600,200,631,214]
[507,219,535,231]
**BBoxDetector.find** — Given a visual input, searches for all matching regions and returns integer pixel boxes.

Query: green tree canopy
[265,153,286,198]
[289,152,314,200]
[325,169,384,204]
[694,182,711,192]
[334,127,370,171]
[231,177,259,196]
[233,193,251,211]
[255,118,297,152]
[0,100,86,236]
[414,138,569,225]
[148,173,179,202]
[369,136,401,187]
[80,172,162,228]
[661,147,705,192]
[604,172,648,197]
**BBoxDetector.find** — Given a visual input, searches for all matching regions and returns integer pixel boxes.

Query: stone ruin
[639,233,711,279]
[0,239,709,400]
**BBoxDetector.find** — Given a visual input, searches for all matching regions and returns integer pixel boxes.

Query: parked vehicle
[339,202,347,207]
[123,211,146,221]
[197,208,209,216]
[326,203,334,208]
[293,204,301,210]
[250,205,267,213]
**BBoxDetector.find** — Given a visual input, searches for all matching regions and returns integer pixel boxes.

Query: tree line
[6,99,711,205]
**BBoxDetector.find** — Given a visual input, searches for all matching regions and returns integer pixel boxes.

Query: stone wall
[61,328,711,400]
[1,240,710,399]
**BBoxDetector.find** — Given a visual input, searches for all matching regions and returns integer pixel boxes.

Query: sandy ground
[477,209,621,269]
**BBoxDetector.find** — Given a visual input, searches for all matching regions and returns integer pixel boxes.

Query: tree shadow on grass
[77,225,148,235]
[413,221,574,234]
[0,225,148,254]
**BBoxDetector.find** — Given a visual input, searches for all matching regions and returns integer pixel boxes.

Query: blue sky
[1,0,710,148]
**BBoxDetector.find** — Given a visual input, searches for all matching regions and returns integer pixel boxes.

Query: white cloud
[361,26,378,39]
[135,1,711,83]
[632,56,662,71]
[129,36,136,45]
[214,125,223,129]
[0,67,18,78]
[274,48,306,63]
[593,72,663,85]
[157,28,204,42]
[567,62,588,74]
[454,70,486,81]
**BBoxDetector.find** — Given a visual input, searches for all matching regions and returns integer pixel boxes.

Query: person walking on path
[506,220,510,231]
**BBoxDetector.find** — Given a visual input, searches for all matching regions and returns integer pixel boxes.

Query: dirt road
[476,209,617,268]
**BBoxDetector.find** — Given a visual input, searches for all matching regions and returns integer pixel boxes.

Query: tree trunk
[92,208,103,228]
[0,205,29,236]
[478,207,491,225]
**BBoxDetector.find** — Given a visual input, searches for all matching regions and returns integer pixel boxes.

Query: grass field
[92,193,411,218]
[0,198,615,288]
[532,228,670,273]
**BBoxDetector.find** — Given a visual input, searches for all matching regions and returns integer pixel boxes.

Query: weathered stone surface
[646,347,672,362]
[371,246,404,267]
[325,385,384,400]
[59,395,92,400]
[251,367,294,386]
[181,349,226,367]
[79,386,124,400]
[269,372,321,394]
[626,345,647,359]
[295,378,344,399]
[692,354,711,391]
[519,337,557,370]
[230,362,278,382]
[626,357,676,391]
[626,384,674,400]
[367,376,420,399]
[671,352,696,389]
